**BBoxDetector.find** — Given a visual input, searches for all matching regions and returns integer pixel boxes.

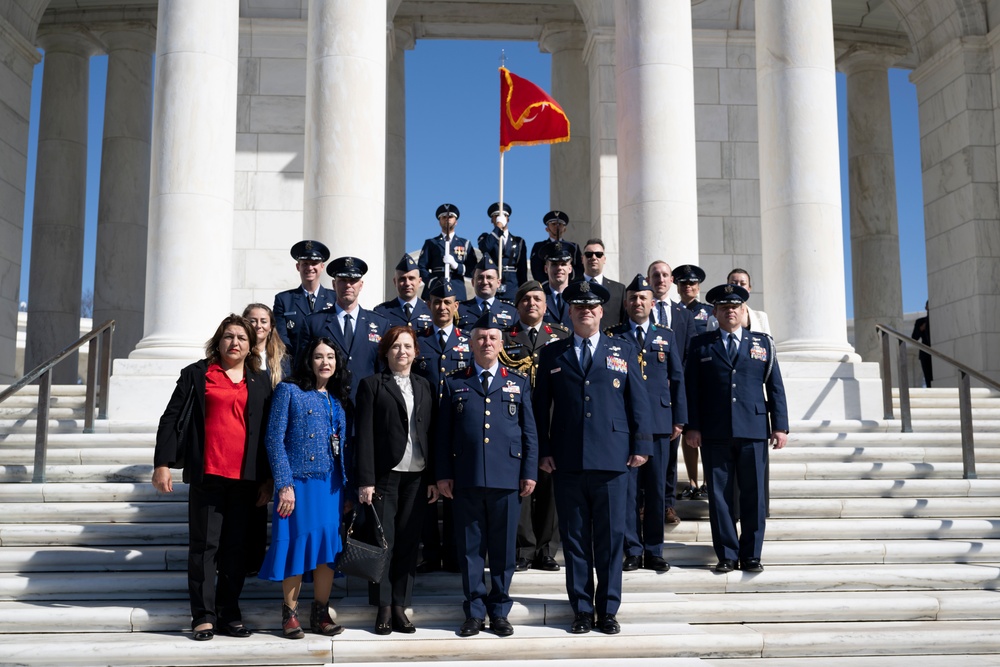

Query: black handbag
[335,504,389,583]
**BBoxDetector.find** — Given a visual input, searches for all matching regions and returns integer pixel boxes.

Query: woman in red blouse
[153,314,273,641]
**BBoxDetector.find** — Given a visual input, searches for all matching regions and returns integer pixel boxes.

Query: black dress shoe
[415,561,439,574]
[192,627,214,641]
[375,606,392,635]
[442,560,461,574]
[570,611,593,634]
[596,614,620,635]
[490,616,514,637]
[391,606,416,633]
[715,559,736,573]
[459,617,485,637]
[515,557,531,572]
[533,555,560,571]
[219,622,252,638]
[622,555,641,571]
[739,558,764,572]
[642,553,671,572]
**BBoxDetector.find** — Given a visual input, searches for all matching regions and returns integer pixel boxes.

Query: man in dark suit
[581,238,625,330]
[302,256,389,401]
[273,240,335,353]
[413,281,469,574]
[608,275,687,573]
[502,281,570,573]
[647,259,696,521]
[684,284,789,574]
[911,301,932,388]
[375,254,434,330]
[541,242,574,329]
[478,202,528,301]
[529,210,584,283]
[533,280,653,635]
[417,203,477,300]
[456,255,518,331]
[436,311,538,638]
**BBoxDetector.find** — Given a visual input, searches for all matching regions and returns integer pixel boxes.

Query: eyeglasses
[584,251,604,259]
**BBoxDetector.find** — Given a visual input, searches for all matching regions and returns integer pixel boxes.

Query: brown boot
[282,603,304,639]
[311,599,345,636]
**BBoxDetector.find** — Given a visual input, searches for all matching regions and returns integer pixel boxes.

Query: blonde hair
[243,303,286,388]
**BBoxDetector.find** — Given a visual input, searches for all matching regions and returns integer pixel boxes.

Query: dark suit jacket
[355,370,435,488]
[154,359,272,485]
[585,276,625,330]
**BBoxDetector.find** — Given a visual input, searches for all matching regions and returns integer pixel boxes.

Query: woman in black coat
[355,325,436,634]
[152,314,272,641]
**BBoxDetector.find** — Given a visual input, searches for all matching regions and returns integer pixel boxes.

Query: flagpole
[497,53,507,292]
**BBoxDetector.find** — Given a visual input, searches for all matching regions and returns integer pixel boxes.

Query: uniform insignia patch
[580,281,591,293]
[420,360,427,370]
[695,310,708,320]
[287,321,295,329]
[453,344,470,353]
[606,356,628,374]
[550,367,562,374]
[652,336,666,346]
[368,333,381,343]
[369,322,378,330]
[658,351,666,363]
[509,403,517,416]
[608,345,621,353]
[456,402,464,413]
[457,361,467,369]
[454,245,466,259]
[613,378,621,388]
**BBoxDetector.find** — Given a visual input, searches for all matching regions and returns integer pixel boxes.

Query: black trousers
[187,475,258,628]
[516,467,559,560]
[420,497,458,569]
[368,470,425,607]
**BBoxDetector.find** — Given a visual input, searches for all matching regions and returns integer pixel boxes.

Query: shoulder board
[547,322,570,333]
[477,232,488,242]
[501,365,526,379]
[650,322,671,332]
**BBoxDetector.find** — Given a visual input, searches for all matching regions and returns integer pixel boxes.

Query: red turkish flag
[499,67,570,152]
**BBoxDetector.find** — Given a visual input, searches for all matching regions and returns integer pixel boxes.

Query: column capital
[539,22,587,55]
[582,26,615,67]
[94,22,157,54]
[387,20,415,60]
[36,25,103,57]
[836,42,908,75]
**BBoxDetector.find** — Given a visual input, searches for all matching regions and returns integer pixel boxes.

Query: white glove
[443,254,459,270]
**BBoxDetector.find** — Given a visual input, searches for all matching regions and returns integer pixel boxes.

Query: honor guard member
[375,254,433,330]
[529,210,584,283]
[302,256,389,401]
[418,203,477,300]
[502,281,570,573]
[684,284,788,574]
[478,202,528,300]
[273,240,335,353]
[413,280,469,574]
[673,264,713,335]
[457,254,518,331]
[608,274,687,572]
[581,239,626,330]
[436,311,538,638]
[541,242,575,329]
[533,280,653,635]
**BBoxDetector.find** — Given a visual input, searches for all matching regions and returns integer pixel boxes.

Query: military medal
[456,402,464,414]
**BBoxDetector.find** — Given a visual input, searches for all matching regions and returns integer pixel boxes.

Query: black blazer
[154,359,272,485]
[355,370,435,488]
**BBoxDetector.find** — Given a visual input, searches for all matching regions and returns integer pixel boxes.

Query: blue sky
[19,40,929,316]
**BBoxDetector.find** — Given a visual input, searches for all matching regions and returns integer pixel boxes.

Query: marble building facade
[0,0,998,419]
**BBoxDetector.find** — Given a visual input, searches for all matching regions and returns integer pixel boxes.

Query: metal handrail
[0,320,115,482]
[876,323,1000,480]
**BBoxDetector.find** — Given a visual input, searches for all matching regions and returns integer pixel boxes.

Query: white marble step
[790,431,1000,446]
[6,619,995,665]
[0,448,155,465]
[1,589,998,635]
[0,482,184,502]
[0,419,155,435]
[0,431,155,447]
[898,407,1000,419]
[0,394,87,409]
[0,384,89,396]
[0,463,156,483]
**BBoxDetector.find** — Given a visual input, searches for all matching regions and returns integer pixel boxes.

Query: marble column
[131,0,240,359]
[0,19,40,382]
[540,23,591,250]
[839,47,905,363]
[24,29,98,384]
[755,0,857,362]
[304,0,387,301]
[582,28,619,278]
[384,22,414,296]
[93,25,155,362]
[615,0,699,278]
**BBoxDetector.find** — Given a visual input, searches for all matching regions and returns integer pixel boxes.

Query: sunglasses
[584,251,604,259]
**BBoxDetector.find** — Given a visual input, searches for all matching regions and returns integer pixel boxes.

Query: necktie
[636,326,645,349]
[481,300,491,318]
[728,332,738,363]
[438,329,447,349]
[580,338,593,372]
[553,293,561,314]
[403,302,412,322]
[657,301,668,327]
[343,314,354,349]
[528,327,537,345]
[480,370,491,394]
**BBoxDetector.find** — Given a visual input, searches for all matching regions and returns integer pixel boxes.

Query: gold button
[485,423,491,429]
[485,410,491,416]
[486,398,491,403]
[484,437,490,444]
[441,367,446,372]
[586,412,592,418]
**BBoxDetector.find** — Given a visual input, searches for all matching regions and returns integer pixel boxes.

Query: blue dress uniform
[529,210,584,283]
[609,276,688,569]
[301,257,389,401]
[542,283,573,329]
[418,203,478,300]
[436,317,538,628]
[374,298,433,330]
[685,285,788,568]
[673,264,713,335]
[651,299,695,366]
[533,281,653,632]
[273,240,335,352]
[457,296,517,331]
[478,202,528,300]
